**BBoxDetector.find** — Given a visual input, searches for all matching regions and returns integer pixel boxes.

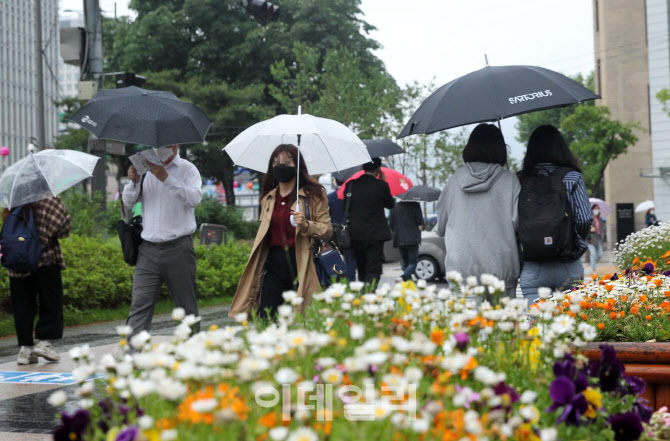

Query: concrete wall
[594,0,654,244]
[648,0,670,224]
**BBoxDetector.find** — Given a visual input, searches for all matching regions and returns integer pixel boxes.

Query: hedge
[0,234,251,315]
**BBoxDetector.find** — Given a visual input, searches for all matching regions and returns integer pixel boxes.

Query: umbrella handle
[289,203,299,227]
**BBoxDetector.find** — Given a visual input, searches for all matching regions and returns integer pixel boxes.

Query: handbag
[117,175,145,266]
[332,182,353,250]
[306,196,347,286]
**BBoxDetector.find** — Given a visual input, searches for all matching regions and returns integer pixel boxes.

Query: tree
[103,0,394,205]
[515,72,595,145]
[657,88,670,115]
[560,106,640,198]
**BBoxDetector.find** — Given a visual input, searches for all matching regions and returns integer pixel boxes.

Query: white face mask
[650,210,655,215]
[156,147,175,163]
[592,209,600,216]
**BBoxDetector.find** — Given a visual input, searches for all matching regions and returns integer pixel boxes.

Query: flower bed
[615,223,670,272]
[52,277,652,441]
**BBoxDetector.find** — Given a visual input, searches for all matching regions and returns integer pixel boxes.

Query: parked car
[416,225,445,282]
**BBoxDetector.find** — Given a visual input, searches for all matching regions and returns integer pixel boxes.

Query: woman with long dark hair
[229,144,332,319]
[517,125,592,303]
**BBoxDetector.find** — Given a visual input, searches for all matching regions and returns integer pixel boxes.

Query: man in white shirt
[122,145,203,337]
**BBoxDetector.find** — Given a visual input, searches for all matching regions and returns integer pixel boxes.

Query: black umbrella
[69,86,212,147]
[398,65,600,138]
[362,139,405,157]
[332,161,389,183]
[396,185,441,203]
[330,139,403,182]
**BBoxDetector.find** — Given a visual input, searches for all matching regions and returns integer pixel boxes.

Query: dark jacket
[327,190,344,225]
[344,174,395,241]
[390,202,423,247]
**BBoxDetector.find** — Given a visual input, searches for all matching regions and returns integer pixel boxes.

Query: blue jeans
[520,259,584,304]
[343,249,357,282]
[586,238,603,273]
[399,246,419,281]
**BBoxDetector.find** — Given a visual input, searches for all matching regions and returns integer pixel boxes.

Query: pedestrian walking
[122,145,203,337]
[517,125,592,304]
[646,208,660,227]
[586,204,605,274]
[3,197,71,364]
[435,124,521,300]
[390,201,423,281]
[229,144,332,320]
[327,179,356,281]
[343,157,394,286]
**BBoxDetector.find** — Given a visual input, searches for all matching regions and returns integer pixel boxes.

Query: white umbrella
[589,197,612,218]
[223,109,371,175]
[635,200,656,213]
[0,150,100,209]
[223,108,372,224]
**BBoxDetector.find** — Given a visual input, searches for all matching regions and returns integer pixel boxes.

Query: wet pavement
[0,303,232,440]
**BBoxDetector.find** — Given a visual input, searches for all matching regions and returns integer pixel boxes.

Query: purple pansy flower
[633,400,653,424]
[116,426,139,441]
[454,332,469,351]
[642,262,655,275]
[546,375,588,425]
[611,273,619,281]
[608,412,644,441]
[54,409,91,441]
[625,376,646,396]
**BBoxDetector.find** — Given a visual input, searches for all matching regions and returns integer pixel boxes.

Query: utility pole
[34,0,46,151]
[84,0,107,218]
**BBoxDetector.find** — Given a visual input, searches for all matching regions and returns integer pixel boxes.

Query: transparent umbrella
[0,150,99,209]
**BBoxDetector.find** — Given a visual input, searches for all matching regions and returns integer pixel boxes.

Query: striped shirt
[533,164,593,262]
[7,197,71,278]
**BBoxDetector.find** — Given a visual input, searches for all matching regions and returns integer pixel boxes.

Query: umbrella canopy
[589,197,612,218]
[635,200,656,213]
[337,167,412,199]
[362,139,405,158]
[223,113,371,175]
[397,185,441,203]
[69,86,212,148]
[332,161,389,183]
[0,150,100,209]
[398,65,600,138]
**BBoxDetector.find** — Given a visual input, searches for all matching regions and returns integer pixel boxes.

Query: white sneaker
[17,346,38,365]
[33,340,60,362]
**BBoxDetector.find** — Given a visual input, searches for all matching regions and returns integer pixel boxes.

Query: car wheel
[415,255,439,282]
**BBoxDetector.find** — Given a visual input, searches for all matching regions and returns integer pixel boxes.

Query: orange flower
[581,314,588,320]
[640,295,648,303]
[661,251,670,259]
[619,311,626,318]
[591,274,598,280]
[633,257,640,264]
[604,273,612,280]
[431,329,445,345]
[621,295,628,302]
[598,323,605,330]
[631,305,640,315]
[258,412,278,429]
[605,284,614,292]
[609,312,618,320]
[646,315,653,321]
[654,279,663,287]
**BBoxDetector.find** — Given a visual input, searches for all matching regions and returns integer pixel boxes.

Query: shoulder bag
[306,196,346,287]
[332,182,353,250]
[117,175,145,266]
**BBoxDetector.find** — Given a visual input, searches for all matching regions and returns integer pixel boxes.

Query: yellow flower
[106,427,120,441]
[209,324,219,331]
[142,429,161,441]
[584,387,602,418]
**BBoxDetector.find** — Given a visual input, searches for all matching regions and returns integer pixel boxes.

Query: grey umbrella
[398,65,600,138]
[396,185,441,203]
[69,86,212,147]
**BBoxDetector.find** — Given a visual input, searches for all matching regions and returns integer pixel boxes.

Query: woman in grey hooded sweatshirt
[435,124,520,299]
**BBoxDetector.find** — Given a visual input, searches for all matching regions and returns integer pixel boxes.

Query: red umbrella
[337,167,412,199]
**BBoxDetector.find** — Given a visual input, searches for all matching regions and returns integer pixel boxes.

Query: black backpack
[518,167,576,261]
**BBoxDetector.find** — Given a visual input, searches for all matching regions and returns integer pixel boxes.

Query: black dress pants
[259,247,297,320]
[352,240,385,286]
[10,264,64,347]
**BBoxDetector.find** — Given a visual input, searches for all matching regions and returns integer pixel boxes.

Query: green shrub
[195,195,259,241]
[0,234,251,315]
[60,190,109,237]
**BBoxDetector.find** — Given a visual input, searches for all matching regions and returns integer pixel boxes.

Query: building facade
[0,0,60,166]
[594,0,670,242]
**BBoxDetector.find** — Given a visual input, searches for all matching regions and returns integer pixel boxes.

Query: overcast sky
[60,0,595,160]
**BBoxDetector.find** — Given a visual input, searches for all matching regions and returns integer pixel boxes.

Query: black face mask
[273,164,296,183]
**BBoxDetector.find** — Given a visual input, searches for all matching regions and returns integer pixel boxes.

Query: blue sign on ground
[0,371,102,384]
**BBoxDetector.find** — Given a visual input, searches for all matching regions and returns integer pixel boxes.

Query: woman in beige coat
[229,144,332,319]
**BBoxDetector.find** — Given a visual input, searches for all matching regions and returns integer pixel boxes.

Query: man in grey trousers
[122,145,203,338]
